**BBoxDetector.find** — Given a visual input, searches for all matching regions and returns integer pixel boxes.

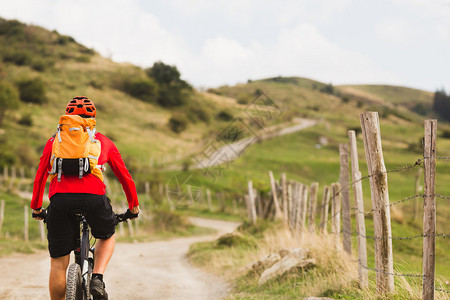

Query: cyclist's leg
[93,234,115,274]
[49,254,70,300]
[84,194,116,275]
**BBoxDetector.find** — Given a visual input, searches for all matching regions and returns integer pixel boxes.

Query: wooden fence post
[24,206,29,242]
[268,171,283,220]
[0,200,4,236]
[288,182,293,228]
[187,185,194,205]
[320,186,330,234]
[360,112,394,294]
[414,168,423,220]
[206,189,212,211]
[39,221,46,242]
[247,181,257,224]
[299,185,308,234]
[340,143,352,255]
[290,182,299,230]
[349,130,368,288]
[308,182,318,233]
[281,173,288,225]
[294,183,304,232]
[422,119,437,300]
[331,183,341,236]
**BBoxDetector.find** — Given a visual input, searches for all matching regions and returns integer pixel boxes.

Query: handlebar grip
[115,209,139,224]
[32,209,47,221]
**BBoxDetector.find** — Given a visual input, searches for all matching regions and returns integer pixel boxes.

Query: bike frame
[72,211,94,299]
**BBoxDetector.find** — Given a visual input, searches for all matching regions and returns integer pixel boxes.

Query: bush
[151,209,190,232]
[216,110,234,122]
[156,88,187,107]
[187,106,210,123]
[216,232,257,249]
[16,77,47,104]
[122,77,158,103]
[3,51,32,66]
[18,113,33,126]
[237,93,253,105]
[0,80,20,126]
[169,114,188,133]
[75,55,91,63]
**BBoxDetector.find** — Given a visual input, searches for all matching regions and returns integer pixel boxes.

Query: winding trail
[0,217,240,300]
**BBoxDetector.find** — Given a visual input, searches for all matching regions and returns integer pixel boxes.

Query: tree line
[433,89,450,121]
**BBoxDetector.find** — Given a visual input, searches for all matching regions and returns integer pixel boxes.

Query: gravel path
[0,217,239,300]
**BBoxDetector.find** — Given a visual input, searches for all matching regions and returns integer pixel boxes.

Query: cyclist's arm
[104,137,139,211]
[31,138,53,210]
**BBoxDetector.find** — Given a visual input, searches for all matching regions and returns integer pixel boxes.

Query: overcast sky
[1,0,449,91]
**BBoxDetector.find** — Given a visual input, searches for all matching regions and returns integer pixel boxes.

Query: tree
[146,61,192,107]
[433,89,450,121]
[0,80,20,126]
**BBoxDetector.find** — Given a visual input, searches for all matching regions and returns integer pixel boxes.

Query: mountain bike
[65,209,137,300]
[33,208,138,300]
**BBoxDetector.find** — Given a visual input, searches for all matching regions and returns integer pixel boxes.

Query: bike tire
[66,263,83,300]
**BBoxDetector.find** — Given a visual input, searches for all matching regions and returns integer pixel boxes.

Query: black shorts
[46,193,116,258]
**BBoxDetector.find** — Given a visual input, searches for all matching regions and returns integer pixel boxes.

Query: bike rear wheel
[66,263,83,300]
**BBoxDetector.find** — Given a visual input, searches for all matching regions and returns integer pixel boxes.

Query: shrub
[151,209,190,232]
[187,105,210,123]
[237,93,253,105]
[216,110,234,122]
[440,130,450,139]
[157,88,187,107]
[320,83,334,95]
[216,232,257,249]
[16,77,47,104]
[169,114,188,133]
[207,88,221,95]
[0,80,20,126]
[3,51,32,66]
[18,113,33,126]
[122,77,158,103]
[75,55,91,63]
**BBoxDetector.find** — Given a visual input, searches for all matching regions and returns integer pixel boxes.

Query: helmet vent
[68,108,74,113]
[86,107,93,112]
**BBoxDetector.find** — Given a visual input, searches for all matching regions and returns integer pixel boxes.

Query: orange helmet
[65,96,96,117]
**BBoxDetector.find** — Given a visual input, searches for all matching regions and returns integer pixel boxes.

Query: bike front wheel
[66,263,83,300]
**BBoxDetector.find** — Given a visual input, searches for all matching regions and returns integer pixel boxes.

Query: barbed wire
[353,259,423,278]
[423,277,450,294]
[435,194,450,200]
[341,229,449,240]
[351,260,450,293]
[351,194,422,216]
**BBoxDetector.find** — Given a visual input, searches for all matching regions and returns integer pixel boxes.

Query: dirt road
[0,217,240,300]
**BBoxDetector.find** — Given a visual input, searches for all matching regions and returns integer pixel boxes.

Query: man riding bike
[31,96,140,300]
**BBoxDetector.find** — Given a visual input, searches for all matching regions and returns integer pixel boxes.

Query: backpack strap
[86,127,96,143]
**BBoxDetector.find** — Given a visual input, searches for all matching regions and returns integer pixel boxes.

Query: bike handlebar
[32,209,47,221]
[32,208,138,224]
[114,209,139,223]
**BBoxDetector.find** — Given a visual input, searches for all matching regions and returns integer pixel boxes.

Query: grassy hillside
[0,18,249,175]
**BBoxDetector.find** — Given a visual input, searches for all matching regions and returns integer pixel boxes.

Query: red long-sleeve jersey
[31,132,139,210]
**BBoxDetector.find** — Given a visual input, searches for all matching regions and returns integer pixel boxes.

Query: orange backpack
[49,115,103,182]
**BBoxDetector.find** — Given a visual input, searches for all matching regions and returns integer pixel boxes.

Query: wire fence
[333,153,450,295]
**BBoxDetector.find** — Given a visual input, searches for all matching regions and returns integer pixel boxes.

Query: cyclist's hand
[130,206,140,219]
[32,208,47,221]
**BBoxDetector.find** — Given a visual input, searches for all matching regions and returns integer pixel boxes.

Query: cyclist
[31,96,139,300]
